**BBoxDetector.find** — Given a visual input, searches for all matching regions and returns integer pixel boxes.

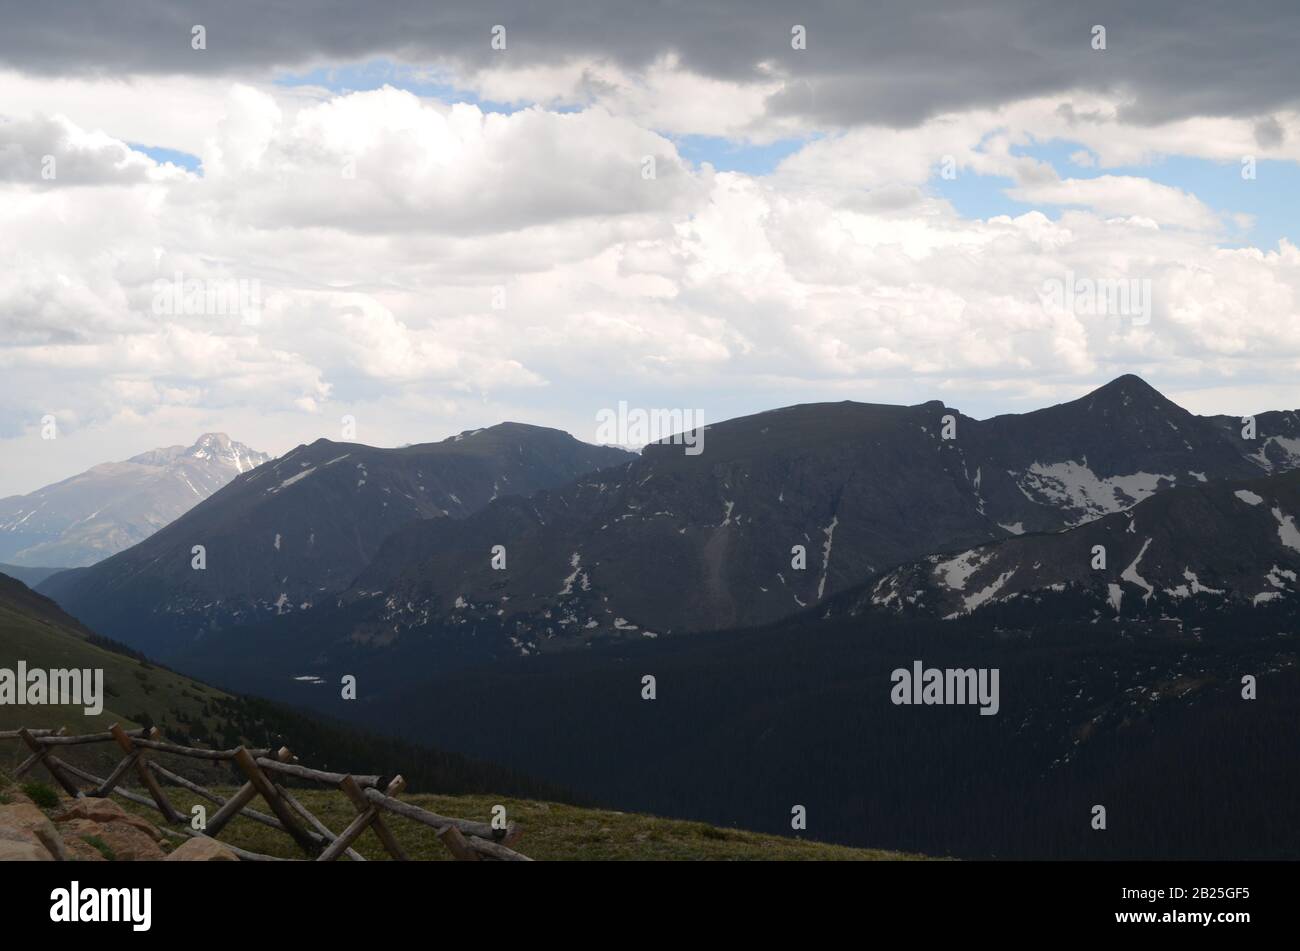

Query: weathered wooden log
[437,825,482,862]
[132,737,270,760]
[318,809,376,862]
[362,787,507,841]
[56,761,157,811]
[35,728,148,746]
[19,728,83,797]
[148,761,303,836]
[233,747,320,856]
[0,728,56,739]
[341,775,408,861]
[13,749,44,777]
[93,748,143,798]
[206,747,295,837]
[254,757,380,788]
[278,784,365,862]
[111,724,182,824]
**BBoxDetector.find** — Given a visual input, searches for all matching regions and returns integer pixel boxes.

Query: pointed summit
[1089,373,1163,400]
[1069,374,1184,419]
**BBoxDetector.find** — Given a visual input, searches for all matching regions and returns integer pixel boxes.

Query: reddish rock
[165,837,238,861]
[55,797,165,842]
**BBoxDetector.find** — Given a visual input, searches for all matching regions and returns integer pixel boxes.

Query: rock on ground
[165,837,239,861]
[0,801,66,860]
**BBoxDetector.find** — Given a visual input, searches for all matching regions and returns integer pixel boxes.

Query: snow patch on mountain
[1015,461,1170,524]
[1273,507,1300,552]
[817,516,838,601]
[959,568,1017,615]
[934,548,991,592]
[1121,538,1155,602]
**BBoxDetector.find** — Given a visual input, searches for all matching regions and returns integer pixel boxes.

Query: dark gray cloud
[0,1,1297,127]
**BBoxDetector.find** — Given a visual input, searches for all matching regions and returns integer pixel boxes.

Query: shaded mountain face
[0,433,269,568]
[37,423,633,657]
[844,468,1300,625]
[235,375,1299,673]
[0,571,574,801]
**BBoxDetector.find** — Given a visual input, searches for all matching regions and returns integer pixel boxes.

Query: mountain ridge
[143,375,1300,687]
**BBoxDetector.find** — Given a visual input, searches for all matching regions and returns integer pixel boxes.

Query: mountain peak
[183,433,268,472]
[191,432,232,449]
[1089,374,1164,401]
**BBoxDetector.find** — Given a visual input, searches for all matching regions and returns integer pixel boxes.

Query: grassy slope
[0,599,229,736]
[112,786,922,861]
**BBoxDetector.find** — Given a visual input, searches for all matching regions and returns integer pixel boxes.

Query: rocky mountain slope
[0,434,269,567]
[837,467,1300,624]
[37,424,632,657]
[291,376,1300,666]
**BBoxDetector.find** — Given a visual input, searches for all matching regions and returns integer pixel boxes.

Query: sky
[1,1,1300,496]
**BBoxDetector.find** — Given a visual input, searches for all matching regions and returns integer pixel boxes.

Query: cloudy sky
[2,1,1299,495]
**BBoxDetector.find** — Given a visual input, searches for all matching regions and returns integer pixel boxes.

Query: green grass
[21,781,59,809]
[111,785,925,861]
[0,600,246,780]
[0,602,231,737]
[80,834,116,861]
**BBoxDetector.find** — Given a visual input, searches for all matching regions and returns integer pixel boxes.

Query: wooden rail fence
[1,725,530,861]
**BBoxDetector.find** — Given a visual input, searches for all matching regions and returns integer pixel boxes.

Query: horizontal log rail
[2,724,530,862]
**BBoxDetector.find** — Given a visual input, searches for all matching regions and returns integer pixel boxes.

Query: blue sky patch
[931,138,1299,250]
[129,143,203,174]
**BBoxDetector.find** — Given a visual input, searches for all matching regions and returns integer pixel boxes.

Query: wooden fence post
[232,747,321,856]
[17,728,82,798]
[341,774,409,861]
[13,726,62,778]
[319,775,406,862]
[110,724,182,823]
[437,825,482,862]
[207,746,293,837]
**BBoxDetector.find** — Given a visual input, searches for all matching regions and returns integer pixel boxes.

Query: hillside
[0,571,573,800]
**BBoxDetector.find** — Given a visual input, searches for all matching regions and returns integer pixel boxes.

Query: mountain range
[22,375,1300,859]
[39,424,632,656]
[107,374,1299,685]
[0,433,268,568]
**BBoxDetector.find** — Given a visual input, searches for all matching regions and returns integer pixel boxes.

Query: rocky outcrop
[53,798,167,861]
[0,794,169,861]
[0,801,67,860]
